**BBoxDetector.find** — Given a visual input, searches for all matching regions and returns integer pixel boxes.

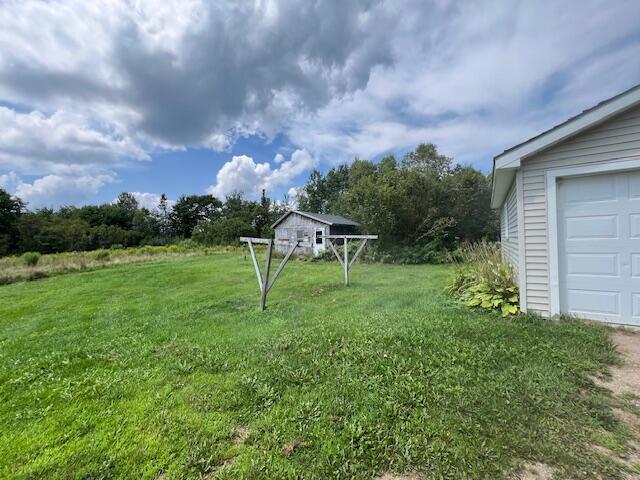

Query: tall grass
[0,244,245,285]
[447,241,519,316]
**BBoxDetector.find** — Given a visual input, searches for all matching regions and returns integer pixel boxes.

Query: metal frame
[240,234,378,310]
[240,237,306,310]
[323,235,378,286]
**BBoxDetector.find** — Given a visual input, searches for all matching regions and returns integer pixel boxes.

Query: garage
[557,171,640,324]
[492,83,640,324]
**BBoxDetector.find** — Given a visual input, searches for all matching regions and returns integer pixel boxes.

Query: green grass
[0,254,629,479]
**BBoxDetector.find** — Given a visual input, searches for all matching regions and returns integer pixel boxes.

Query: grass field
[0,254,632,479]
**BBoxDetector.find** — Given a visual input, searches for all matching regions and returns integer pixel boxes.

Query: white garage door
[558,170,640,325]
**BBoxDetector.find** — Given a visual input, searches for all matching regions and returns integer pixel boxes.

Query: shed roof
[271,210,360,229]
[491,83,640,208]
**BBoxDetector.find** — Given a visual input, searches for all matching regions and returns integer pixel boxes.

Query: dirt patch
[282,438,308,457]
[592,329,640,478]
[512,462,554,480]
[232,426,250,446]
[598,330,640,397]
[592,442,640,478]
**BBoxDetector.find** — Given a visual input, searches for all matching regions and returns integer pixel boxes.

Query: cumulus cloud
[0,0,639,206]
[0,171,19,192]
[287,1,640,167]
[0,107,147,175]
[208,149,316,199]
[12,173,115,209]
[0,0,394,148]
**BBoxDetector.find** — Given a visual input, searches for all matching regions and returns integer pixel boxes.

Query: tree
[0,188,25,255]
[402,143,452,179]
[298,165,350,213]
[157,193,171,241]
[254,190,271,237]
[116,192,139,212]
[170,194,222,238]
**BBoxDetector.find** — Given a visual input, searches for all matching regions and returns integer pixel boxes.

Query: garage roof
[491,83,640,208]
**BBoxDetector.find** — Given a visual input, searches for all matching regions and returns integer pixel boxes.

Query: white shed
[271,210,360,256]
[492,84,640,326]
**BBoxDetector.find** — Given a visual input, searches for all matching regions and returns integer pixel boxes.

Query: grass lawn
[0,254,630,479]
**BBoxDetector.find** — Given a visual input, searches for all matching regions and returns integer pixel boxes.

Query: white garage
[492,84,640,325]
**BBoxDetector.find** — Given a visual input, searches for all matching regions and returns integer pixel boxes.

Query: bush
[91,249,110,261]
[447,241,519,317]
[21,252,41,267]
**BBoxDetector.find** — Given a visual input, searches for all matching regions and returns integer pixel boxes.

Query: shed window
[296,230,305,240]
[316,230,323,244]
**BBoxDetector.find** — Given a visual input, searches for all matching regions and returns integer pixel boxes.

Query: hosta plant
[447,241,520,317]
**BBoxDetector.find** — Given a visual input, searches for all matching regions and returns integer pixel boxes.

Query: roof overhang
[271,210,332,229]
[491,84,640,208]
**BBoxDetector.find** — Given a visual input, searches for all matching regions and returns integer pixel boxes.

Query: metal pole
[260,240,273,310]
[343,236,349,286]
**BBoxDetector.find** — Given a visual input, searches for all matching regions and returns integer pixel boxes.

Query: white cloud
[286,0,640,169]
[13,173,115,209]
[0,0,639,206]
[0,107,148,175]
[0,171,19,192]
[207,149,316,199]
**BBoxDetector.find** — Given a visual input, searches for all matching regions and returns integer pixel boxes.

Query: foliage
[0,256,627,478]
[0,188,25,256]
[21,252,40,267]
[447,241,520,317]
[1,143,498,262]
[192,192,287,245]
[91,249,110,261]
[169,194,222,238]
[296,144,498,259]
[1,188,286,257]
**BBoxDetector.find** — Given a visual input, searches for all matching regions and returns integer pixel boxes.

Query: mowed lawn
[0,254,629,479]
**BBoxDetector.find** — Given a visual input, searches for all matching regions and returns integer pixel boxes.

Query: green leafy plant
[447,241,519,317]
[21,252,40,267]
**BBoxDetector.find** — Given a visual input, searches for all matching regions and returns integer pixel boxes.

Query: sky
[1,0,640,210]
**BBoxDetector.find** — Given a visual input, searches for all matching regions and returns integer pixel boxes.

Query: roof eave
[491,84,640,208]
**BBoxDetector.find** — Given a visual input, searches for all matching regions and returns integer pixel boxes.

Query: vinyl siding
[521,103,640,316]
[501,181,518,271]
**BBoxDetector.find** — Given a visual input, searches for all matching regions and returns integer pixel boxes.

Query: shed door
[557,171,640,325]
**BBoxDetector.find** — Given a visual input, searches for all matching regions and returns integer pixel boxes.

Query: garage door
[558,170,640,325]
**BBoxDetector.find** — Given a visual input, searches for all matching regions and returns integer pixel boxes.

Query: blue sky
[1,0,640,210]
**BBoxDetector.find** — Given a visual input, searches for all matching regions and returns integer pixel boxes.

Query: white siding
[501,181,519,271]
[522,103,640,315]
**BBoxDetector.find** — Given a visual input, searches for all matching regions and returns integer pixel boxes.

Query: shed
[271,210,360,256]
[492,83,640,325]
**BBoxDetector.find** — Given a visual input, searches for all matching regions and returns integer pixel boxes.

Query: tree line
[297,143,498,260]
[0,190,286,256]
[0,143,497,259]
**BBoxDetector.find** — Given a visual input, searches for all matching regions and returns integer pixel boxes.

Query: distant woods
[0,144,498,260]
[297,143,498,252]
[0,190,286,256]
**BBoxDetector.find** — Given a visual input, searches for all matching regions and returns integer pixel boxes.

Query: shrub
[92,249,110,261]
[447,241,519,317]
[21,252,41,267]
